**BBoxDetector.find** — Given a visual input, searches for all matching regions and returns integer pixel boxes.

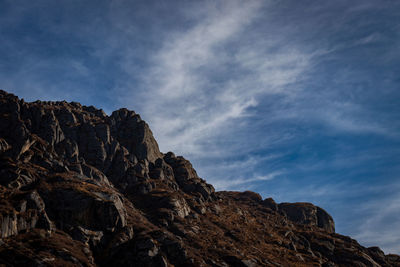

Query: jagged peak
[0,90,398,266]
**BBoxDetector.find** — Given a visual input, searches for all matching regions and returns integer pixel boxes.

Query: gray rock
[278,202,335,233]
[37,111,65,146]
[0,138,10,154]
[41,182,127,232]
[0,191,53,238]
[183,182,215,200]
[71,226,104,247]
[262,197,278,211]
[136,238,159,257]
[163,153,215,200]
[110,109,162,163]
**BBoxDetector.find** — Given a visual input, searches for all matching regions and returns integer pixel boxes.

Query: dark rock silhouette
[0,90,398,266]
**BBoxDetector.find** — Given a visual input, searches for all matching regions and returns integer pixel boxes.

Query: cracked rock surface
[0,90,398,267]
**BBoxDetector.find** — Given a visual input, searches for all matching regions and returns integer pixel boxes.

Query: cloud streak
[122,1,314,159]
[212,171,284,191]
[0,0,399,254]
[354,190,400,254]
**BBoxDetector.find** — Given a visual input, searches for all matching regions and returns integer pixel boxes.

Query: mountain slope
[0,90,398,267]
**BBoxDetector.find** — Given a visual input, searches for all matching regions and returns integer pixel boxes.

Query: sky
[1,0,400,254]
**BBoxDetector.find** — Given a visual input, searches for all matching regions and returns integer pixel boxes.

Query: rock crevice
[0,90,398,267]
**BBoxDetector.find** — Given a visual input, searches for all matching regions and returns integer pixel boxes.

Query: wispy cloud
[110,3,400,222]
[212,171,284,191]
[135,1,265,154]
[353,32,382,46]
[352,182,400,254]
[118,1,314,159]
[1,0,399,255]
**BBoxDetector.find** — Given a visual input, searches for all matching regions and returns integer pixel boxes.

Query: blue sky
[1,0,400,253]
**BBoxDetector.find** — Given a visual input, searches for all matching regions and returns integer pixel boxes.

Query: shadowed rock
[0,90,397,267]
[278,202,335,233]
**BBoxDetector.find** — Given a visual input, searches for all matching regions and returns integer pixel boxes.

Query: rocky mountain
[0,89,398,267]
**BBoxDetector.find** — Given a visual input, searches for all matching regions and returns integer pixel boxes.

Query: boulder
[0,138,10,154]
[110,109,162,163]
[40,178,127,232]
[0,191,53,238]
[163,152,215,199]
[262,197,278,211]
[278,202,335,233]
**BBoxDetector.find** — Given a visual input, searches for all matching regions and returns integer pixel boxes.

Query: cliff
[0,90,398,266]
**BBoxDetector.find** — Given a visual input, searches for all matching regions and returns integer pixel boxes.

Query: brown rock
[278,202,335,233]
[0,90,397,267]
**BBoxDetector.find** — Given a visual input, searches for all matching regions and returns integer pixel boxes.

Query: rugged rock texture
[278,202,335,233]
[0,90,398,267]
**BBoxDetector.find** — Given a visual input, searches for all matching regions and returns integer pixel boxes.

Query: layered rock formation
[0,90,398,267]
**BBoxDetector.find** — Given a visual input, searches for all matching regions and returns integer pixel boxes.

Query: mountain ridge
[0,90,398,266]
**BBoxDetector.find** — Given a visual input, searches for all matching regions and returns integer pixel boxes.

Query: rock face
[0,90,398,267]
[278,202,335,233]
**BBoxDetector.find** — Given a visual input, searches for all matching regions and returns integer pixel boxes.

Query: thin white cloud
[315,102,395,137]
[212,171,283,191]
[353,32,382,46]
[123,1,313,159]
[208,153,284,172]
[2,1,399,255]
[110,3,399,222]
[145,1,263,99]
[353,183,400,254]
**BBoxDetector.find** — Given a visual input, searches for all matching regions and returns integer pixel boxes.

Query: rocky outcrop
[0,90,398,267]
[164,152,215,200]
[0,190,53,238]
[279,202,335,233]
[38,174,127,232]
[0,138,10,154]
[0,229,96,266]
[109,108,162,163]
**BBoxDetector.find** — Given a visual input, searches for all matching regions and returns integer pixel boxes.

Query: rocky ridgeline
[0,90,398,267]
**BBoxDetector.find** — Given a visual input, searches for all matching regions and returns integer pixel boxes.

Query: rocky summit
[0,89,398,267]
